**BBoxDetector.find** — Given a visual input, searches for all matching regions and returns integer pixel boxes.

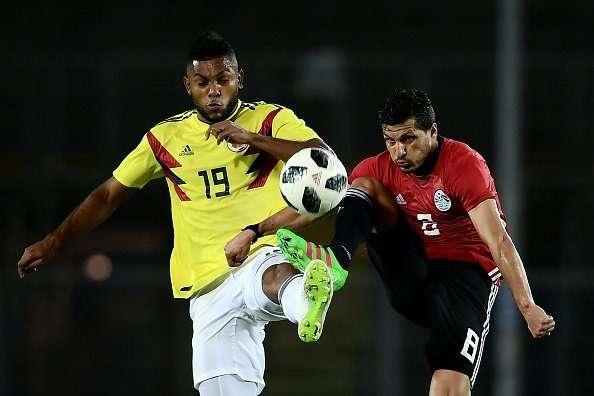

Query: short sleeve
[272,107,320,142]
[450,152,497,212]
[113,133,163,188]
[349,157,380,183]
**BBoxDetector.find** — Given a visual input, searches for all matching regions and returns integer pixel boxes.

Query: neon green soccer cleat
[277,228,349,291]
[299,259,333,343]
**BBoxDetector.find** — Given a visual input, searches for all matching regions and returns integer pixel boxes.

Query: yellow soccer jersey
[113,100,320,298]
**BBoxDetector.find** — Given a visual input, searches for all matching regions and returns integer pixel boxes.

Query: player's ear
[237,69,244,90]
[430,123,438,137]
[183,75,191,96]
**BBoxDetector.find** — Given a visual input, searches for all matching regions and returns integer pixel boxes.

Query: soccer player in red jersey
[275,88,555,395]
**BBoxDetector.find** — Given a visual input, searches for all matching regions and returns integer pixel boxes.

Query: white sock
[278,274,308,324]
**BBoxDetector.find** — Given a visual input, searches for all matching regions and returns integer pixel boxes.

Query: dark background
[2,2,593,395]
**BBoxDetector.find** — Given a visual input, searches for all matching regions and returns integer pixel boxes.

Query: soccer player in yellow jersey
[17,31,334,395]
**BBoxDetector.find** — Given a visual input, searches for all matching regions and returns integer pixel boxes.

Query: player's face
[383,118,438,173]
[184,56,243,123]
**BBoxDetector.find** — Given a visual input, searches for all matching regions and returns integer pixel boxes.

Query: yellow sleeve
[272,107,320,141]
[113,133,163,188]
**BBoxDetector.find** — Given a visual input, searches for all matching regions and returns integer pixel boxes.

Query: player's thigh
[241,246,289,322]
[425,261,499,388]
[198,374,259,396]
[429,369,470,396]
[189,259,270,392]
[366,222,430,326]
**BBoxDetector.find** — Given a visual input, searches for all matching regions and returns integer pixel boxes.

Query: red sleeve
[348,156,380,183]
[450,152,497,212]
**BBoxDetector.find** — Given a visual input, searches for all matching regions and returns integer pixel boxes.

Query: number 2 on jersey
[198,167,230,198]
[417,213,440,236]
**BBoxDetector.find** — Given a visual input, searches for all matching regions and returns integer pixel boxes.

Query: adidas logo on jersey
[395,193,407,205]
[179,145,194,156]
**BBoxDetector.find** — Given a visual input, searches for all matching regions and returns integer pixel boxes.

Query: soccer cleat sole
[298,260,333,343]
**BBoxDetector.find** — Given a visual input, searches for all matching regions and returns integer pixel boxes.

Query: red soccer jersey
[350,137,505,281]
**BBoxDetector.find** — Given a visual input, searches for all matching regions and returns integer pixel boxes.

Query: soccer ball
[280,147,348,217]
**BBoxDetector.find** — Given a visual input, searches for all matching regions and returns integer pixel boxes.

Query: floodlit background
[2,1,593,395]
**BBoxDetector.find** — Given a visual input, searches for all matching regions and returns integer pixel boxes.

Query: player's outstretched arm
[17,177,138,278]
[224,207,316,267]
[469,199,555,338]
[205,120,329,161]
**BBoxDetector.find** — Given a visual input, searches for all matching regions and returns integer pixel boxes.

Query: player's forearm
[258,207,316,236]
[49,181,133,248]
[49,193,116,248]
[248,135,327,162]
[492,234,535,313]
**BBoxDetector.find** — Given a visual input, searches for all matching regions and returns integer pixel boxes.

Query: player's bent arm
[17,177,138,277]
[242,207,316,244]
[224,208,316,267]
[205,119,330,161]
[259,207,317,237]
[248,136,329,162]
[468,199,555,338]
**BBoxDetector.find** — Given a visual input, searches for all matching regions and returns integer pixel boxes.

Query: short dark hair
[378,88,435,130]
[187,31,236,63]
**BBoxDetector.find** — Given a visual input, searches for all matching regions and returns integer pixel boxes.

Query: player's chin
[198,107,226,123]
[398,164,415,173]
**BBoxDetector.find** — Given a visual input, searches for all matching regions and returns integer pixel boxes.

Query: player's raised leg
[259,257,333,342]
[277,177,398,291]
[298,260,333,342]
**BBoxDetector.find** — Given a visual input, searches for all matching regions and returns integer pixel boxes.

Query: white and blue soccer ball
[279,147,348,217]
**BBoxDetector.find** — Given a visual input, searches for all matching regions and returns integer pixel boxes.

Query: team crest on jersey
[227,141,249,153]
[434,189,452,212]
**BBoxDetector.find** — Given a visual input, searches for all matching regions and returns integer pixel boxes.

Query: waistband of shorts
[190,244,277,299]
[191,271,232,299]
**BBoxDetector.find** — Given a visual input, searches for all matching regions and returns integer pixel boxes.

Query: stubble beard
[197,93,240,123]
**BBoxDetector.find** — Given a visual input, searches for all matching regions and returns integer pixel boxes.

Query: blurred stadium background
[2,1,593,395]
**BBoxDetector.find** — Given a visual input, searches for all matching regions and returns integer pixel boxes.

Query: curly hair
[378,88,435,130]
[187,31,236,63]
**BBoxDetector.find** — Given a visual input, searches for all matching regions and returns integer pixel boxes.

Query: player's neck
[413,135,443,176]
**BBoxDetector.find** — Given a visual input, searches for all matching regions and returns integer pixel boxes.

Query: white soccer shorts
[189,246,288,394]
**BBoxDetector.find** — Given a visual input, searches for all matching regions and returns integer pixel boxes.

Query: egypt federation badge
[434,189,452,212]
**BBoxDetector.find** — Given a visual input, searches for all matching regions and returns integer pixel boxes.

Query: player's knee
[350,177,384,199]
[351,176,399,230]
[429,369,470,396]
[261,263,299,301]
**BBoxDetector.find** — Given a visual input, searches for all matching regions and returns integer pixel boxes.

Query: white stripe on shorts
[470,282,499,387]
